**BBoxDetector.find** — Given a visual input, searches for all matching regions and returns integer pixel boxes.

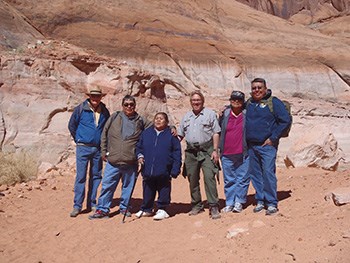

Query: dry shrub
[0,151,38,185]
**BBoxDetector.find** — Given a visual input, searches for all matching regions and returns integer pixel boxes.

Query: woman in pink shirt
[218,91,250,213]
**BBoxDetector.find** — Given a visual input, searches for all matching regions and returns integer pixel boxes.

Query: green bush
[0,152,38,186]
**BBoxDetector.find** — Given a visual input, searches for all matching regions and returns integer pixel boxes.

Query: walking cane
[122,164,142,223]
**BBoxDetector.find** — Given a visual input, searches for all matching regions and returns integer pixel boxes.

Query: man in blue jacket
[245,78,291,215]
[68,86,110,217]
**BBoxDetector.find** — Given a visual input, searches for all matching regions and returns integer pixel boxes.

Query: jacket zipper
[150,133,159,175]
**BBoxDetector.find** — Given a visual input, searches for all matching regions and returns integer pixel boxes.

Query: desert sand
[0,166,349,263]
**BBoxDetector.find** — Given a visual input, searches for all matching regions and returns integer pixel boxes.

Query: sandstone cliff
[0,0,349,174]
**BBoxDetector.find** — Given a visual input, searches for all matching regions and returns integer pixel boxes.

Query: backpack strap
[139,116,145,130]
[262,96,274,114]
[246,97,274,114]
[107,111,120,129]
[77,103,84,122]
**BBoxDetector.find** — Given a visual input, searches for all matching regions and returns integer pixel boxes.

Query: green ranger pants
[183,149,219,208]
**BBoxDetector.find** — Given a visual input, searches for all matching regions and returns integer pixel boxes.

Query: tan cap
[85,86,106,96]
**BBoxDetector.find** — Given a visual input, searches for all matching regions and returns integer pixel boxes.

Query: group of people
[68,77,292,221]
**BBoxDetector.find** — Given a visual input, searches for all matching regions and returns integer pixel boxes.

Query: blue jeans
[248,145,278,207]
[74,145,102,210]
[221,155,250,206]
[97,162,137,213]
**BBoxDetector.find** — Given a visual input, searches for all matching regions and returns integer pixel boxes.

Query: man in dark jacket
[245,78,292,215]
[89,95,152,219]
[68,86,110,217]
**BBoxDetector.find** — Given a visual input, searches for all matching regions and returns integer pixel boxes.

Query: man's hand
[170,126,178,136]
[262,138,273,147]
[138,157,144,171]
[211,150,219,164]
[218,105,227,118]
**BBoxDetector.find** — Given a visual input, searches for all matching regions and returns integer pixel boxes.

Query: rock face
[2,0,350,95]
[237,0,349,20]
[0,0,349,174]
[0,1,43,51]
[284,133,345,171]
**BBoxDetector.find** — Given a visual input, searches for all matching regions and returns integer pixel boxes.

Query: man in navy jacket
[68,86,110,217]
[245,78,291,215]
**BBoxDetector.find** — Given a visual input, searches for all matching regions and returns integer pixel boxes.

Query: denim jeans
[97,161,137,213]
[248,145,278,207]
[74,145,102,210]
[221,155,250,206]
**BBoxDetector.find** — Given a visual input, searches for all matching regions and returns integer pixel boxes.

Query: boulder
[331,187,350,206]
[284,133,345,171]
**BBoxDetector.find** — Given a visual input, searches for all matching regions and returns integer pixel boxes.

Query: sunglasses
[90,94,102,98]
[251,86,264,91]
[123,103,135,107]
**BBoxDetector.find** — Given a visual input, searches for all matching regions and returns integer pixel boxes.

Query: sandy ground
[0,166,349,263]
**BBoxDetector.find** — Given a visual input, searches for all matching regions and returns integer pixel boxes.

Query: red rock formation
[0,0,349,172]
[236,0,349,19]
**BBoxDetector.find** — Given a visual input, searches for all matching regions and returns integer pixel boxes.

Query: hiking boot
[188,206,204,216]
[209,206,221,220]
[221,205,233,213]
[70,208,81,217]
[88,210,109,220]
[135,210,153,218]
[232,202,243,213]
[253,203,265,213]
[120,209,131,217]
[265,206,278,216]
[153,209,170,220]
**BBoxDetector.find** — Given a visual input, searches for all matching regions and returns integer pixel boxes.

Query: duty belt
[186,140,213,153]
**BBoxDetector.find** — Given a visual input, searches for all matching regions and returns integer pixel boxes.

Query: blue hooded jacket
[136,126,182,178]
[245,90,291,144]
[68,99,110,147]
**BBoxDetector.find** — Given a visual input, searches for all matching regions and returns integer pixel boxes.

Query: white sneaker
[153,209,169,220]
[135,210,153,218]
[232,202,243,213]
[222,205,233,213]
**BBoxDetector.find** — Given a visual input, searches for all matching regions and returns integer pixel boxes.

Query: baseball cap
[229,90,245,101]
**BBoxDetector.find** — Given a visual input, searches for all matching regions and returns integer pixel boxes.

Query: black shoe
[188,206,204,216]
[209,206,221,220]
[89,210,109,220]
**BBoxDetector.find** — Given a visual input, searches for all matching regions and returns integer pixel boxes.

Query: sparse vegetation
[0,151,38,186]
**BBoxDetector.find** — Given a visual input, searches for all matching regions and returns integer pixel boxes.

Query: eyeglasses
[251,86,264,91]
[123,103,135,108]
